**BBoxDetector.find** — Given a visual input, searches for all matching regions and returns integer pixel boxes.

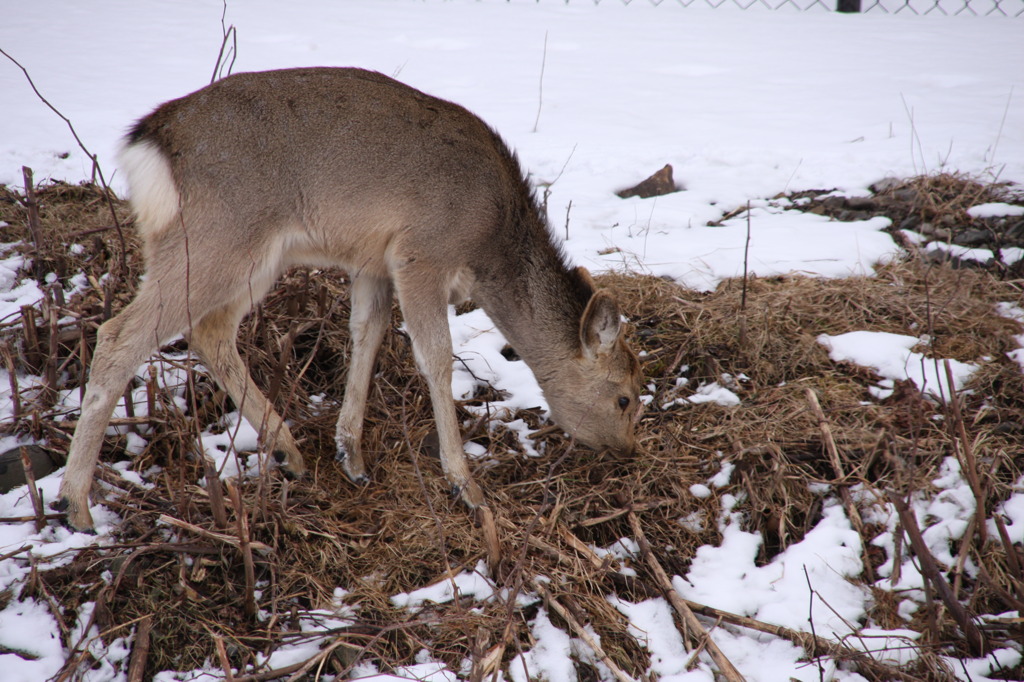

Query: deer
[54,67,643,531]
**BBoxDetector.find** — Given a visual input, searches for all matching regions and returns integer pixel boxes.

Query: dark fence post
[837,0,862,11]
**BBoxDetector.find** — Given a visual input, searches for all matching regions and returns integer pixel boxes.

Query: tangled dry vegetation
[0,174,1022,681]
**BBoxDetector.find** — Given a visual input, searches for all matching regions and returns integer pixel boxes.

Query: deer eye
[617,396,631,410]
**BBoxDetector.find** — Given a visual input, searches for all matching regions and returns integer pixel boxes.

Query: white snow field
[1,1,1023,680]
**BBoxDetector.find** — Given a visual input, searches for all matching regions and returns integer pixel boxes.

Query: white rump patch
[117,139,180,238]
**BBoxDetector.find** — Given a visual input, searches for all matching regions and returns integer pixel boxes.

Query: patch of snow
[391,560,494,612]
[687,382,741,407]
[818,330,977,401]
[966,202,1024,218]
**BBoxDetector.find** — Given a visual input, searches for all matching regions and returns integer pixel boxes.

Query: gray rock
[952,228,992,247]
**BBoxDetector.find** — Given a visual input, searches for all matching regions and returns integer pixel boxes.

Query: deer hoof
[452,479,485,509]
[273,451,308,481]
[336,446,368,484]
[51,496,96,534]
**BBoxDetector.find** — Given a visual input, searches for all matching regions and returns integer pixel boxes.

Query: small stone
[616,164,681,199]
[845,196,876,211]
[869,177,902,194]
[894,188,919,203]
[952,228,991,247]
[1006,220,1024,242]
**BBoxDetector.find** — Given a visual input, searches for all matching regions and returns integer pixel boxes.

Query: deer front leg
[334,274,392,485]
[392,268,484,508]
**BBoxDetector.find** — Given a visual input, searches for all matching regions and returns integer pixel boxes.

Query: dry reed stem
[888,491,987,656]
[533,578,637,682]
[628,511,746,682]
[126,615,153,682]
[19,445,46,532]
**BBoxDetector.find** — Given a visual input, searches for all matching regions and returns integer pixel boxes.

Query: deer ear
[580,291,622,358]
[574,266,597,292]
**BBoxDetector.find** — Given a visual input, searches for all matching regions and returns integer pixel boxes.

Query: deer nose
[603,434,636,459]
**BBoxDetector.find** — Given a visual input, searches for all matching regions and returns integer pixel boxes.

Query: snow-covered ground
[1,1,1023,680]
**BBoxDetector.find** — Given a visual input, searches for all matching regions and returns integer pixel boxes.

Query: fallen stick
[0,514,66,524]
[157,514,273,555]
[532,579,636,682]
[20,446,47,532]
[805,387,875,582]
[888,491,987,656]
[628,511,746,682]
[126,615,153,682]
[678,597,949,682]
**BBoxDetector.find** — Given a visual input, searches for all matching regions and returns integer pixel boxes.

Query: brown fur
[56,67,642,530]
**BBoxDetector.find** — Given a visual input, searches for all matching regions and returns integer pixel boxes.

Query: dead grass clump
[779,172,1024,278]
[870,171,1021,225]
[1,178,1022,680]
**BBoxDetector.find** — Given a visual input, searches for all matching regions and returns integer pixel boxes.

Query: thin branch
[628,511,746,682]
[0,47,128,277]
[533,579,636,682]
[888,491,987,656]
[211,0,238,84]
[532,31,549,134]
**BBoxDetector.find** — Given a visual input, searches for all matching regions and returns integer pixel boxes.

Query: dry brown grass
[0,175,1022,680]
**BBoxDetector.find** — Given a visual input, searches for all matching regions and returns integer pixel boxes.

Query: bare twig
[804,566,826,682]
[21,167,45,264]
[157,513,272,554]
[532,31,548,133]
[204,455,229,530]
[19,447,47,532]
[888,491,987,656]
[628,511,746,682]
[804,387,874,582]
[213,633,235,682]
[127,615,153,682]
[211,0,238,83]
[0,48,128,277]
[2,343,21,419]
[739,202,752,345]
[679,595,946,682]
[226,481,257,619]
[533,579,636,682]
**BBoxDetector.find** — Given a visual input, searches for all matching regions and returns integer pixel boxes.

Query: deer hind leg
[391,263,484,508]
[56,278,192,530]
[335,273,392,485]
[188,300,305,478]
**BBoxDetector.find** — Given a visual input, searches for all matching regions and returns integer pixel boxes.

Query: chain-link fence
[528,0,1023,15]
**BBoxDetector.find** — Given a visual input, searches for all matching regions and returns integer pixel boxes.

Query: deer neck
[470,236,587,378]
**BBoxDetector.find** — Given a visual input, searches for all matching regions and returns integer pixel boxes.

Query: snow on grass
[508,608,577,682]
[996,301,1024,372]
[675,503,866,637]
[966,202,1024,218]
[609,596,693,681]
[450,306,547,419]
[685,381,741,407]
[817,330,978,401]
[0,598,65,682]
[390,560,495,612]
[658,212,895,293]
